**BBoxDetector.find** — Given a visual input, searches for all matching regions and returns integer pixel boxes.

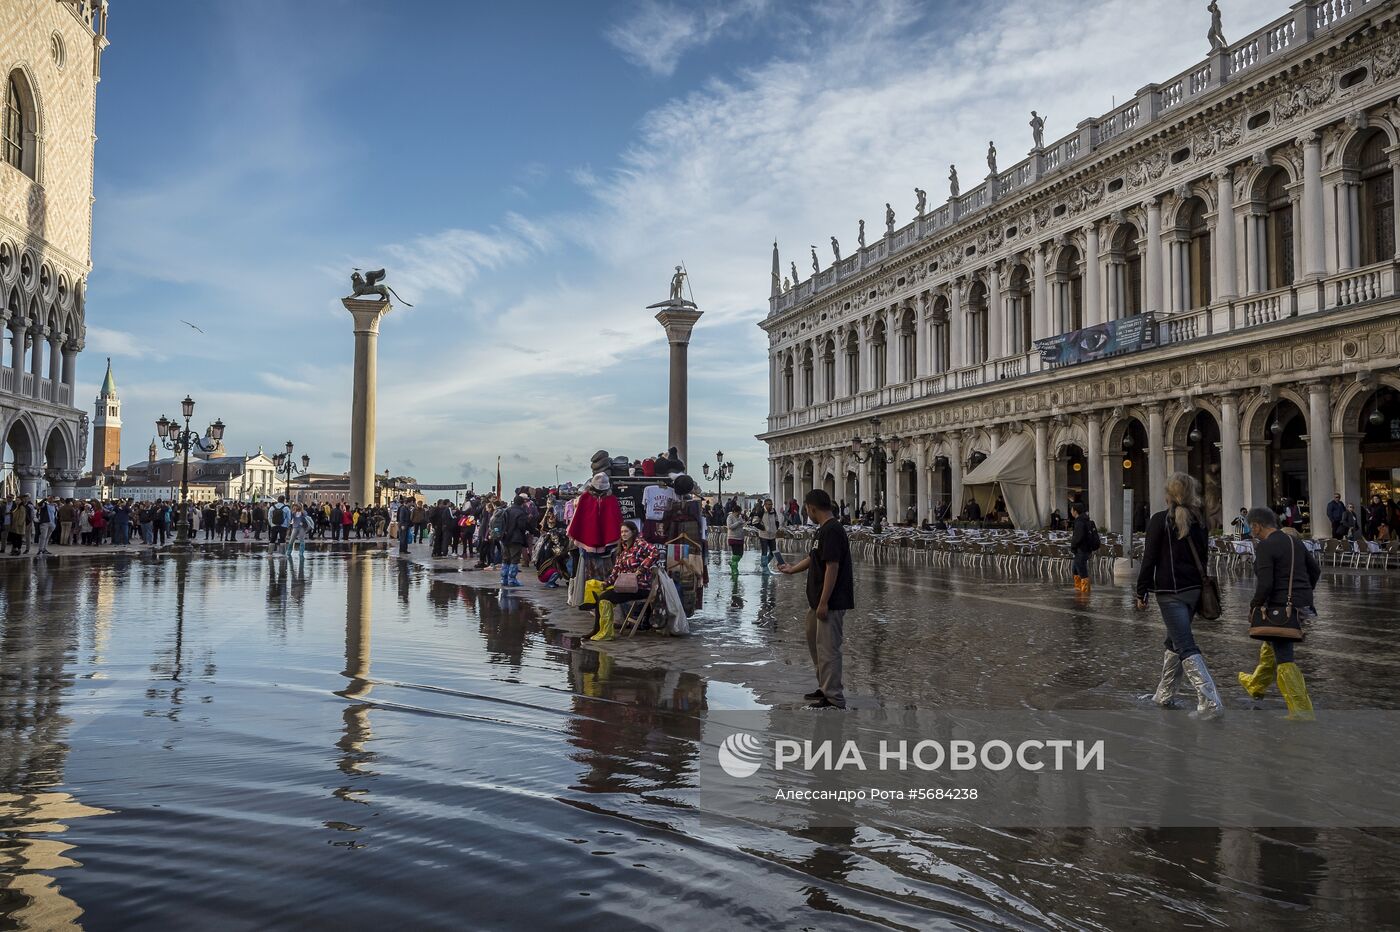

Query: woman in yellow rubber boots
[589,521,660,641]
[1237,508,1320,719]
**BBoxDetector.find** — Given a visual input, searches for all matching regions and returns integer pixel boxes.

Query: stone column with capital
[1034,420,1051,527]
[343,297,392,507]
[1147,404,1168,513]
[1144,198,1163,314]
[1086,412,1105,528]
[654,303,703,466]
[1214,168,1238,300]
[1218,394,1243,531]
[913,443,928,524]
[1305,380,1336,540]
[1084,223,1101,327]
[1301,133,1327,278]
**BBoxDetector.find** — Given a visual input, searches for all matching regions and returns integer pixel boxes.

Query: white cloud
[606,0,771,76]
[85,326,149,359]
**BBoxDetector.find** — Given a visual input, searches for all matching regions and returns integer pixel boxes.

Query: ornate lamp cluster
[272,440,310,501]
[702,450,735,501]
[849,416,900,531]
[155,395,225,544]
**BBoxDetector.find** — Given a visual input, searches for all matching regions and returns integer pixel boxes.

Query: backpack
[1087,521,1102,552]
[489,509,507,542]
[270,505,286,527]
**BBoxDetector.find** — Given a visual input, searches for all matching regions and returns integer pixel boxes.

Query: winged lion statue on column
[350,268,413,306]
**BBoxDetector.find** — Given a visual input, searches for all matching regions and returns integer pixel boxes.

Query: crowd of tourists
[0,494,403,556]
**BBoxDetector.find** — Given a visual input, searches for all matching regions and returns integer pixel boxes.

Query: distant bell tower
[92,357,122,474]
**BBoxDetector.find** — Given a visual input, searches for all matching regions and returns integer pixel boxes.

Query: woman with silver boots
[1135,472,1224,719]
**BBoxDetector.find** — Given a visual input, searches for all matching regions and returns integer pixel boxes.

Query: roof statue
[1208,0,1227,51]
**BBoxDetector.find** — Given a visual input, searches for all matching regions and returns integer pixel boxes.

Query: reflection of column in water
[341,553,372,699]
[336,553,376,793]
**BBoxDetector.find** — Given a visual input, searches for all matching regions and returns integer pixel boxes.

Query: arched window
[4,70,37,179]
[1111,224,1142,317]
[871,320,887,389]
[898,308,916,382]
[800,347,814,405]
[931,296,951,373]
[1055,247,1084,332]
[782,355,794,411]
[1360,132,1394,266]
[1182,198,1212,309]
[844,331,860,393]
[821,338,836,400]
[966,281,989,364]
[1265,170,1294,288]
[1007,265,1032,352]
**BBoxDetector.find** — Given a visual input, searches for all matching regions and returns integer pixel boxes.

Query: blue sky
[83,0,1280,491]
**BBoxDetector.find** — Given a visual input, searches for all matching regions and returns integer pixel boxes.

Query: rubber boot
[1275,662,1315,721]
[1151,649,1184,709]
[590,601,616,641]
[729,553,741,575]
[507,564,522,587]
[500,563,511,587]
[1080,576,1091,595]
[1236,642,1277,699]
[1181,654,1225,720]
[1072,574,1082,591]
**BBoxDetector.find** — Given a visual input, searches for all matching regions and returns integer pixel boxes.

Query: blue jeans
[1157,589,1203,660]
[1267,637,1296,664]
[1071,549,1089,577]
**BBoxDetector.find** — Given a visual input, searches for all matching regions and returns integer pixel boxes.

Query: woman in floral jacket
[589,521,660,640]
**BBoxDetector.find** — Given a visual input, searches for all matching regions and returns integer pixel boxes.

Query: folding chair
[617,580,662,637]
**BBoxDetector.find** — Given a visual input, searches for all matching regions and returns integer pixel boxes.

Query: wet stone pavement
[1,544,1398,929]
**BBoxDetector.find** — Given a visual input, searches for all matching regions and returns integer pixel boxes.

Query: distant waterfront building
[77,422,280,502]
[90,356,119,473]
[0,0,109,498]
[760,0,1400,537]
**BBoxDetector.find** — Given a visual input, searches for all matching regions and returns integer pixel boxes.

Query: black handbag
[1249,535,1305,641]
[1185,534,1222,620]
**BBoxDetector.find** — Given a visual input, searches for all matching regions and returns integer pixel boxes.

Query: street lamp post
[155,396,225,545]
[848,416,898,533]
[272,440,309,503]
[702,450,734,504]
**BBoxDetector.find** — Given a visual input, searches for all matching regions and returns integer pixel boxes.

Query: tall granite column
[343,298,392,507]
[655,306,703,466]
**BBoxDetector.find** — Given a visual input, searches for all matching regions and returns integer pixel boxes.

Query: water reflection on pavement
[0,548,1396,930]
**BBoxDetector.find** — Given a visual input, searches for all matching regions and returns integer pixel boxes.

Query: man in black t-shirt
[778,488,853,709]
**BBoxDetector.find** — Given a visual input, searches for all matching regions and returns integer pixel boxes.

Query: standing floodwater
[1,549,1398,929]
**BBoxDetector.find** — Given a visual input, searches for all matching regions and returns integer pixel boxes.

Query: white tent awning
[962,432,1039,529]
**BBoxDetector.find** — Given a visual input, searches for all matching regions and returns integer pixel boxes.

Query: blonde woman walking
[1134,472,1224,719]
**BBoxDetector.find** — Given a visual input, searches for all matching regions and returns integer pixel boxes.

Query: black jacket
[1069,514,1095,553]
[499,505,530,546]
[1135,510,1209,598]
[1252,530,1321,609]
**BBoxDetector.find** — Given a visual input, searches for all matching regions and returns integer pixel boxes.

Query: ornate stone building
[0,0,108,497]
[760,0,1400,538]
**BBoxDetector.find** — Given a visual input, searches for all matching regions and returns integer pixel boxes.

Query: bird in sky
[180,320,204,333]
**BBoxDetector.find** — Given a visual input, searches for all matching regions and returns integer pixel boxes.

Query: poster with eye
[1035,314,1158,367]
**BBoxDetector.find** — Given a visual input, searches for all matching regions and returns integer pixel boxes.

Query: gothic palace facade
[760,0,1400,538]
[0,0,107,498]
